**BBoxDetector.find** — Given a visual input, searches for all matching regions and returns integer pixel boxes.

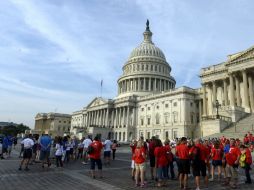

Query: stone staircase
[206,114,254,139]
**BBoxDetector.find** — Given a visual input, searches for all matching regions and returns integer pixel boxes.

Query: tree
[0,123,30,136]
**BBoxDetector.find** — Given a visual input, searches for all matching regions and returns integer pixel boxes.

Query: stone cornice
[137,87,198,102]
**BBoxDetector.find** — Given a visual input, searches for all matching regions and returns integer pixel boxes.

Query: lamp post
[215,100,221,119]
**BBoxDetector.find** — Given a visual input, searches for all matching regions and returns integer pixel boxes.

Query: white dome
[128,43,166,61]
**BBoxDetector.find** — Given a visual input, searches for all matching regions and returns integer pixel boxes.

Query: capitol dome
[117,20,176,98]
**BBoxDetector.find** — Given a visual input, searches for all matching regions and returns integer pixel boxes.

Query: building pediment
[86,97,108,108]
[227,45,254,63]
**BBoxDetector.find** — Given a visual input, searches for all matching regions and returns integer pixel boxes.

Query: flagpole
[100,79,103,98]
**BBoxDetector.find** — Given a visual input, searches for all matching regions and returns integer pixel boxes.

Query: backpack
[87,145,94,154]
[191,146,200,161]
[239,153,246,168]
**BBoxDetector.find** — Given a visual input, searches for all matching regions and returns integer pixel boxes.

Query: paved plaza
[0,146,254,190]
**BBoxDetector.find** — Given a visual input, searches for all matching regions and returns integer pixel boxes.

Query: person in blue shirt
[7,135,13,157]
[3,136,9,158]
[39,134,52,168]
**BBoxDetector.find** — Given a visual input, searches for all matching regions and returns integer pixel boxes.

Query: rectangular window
[141,119,144,126]
[165,116,169,124]
[173,102,177,107]
[147,118,150,125]
[165,104,169,108]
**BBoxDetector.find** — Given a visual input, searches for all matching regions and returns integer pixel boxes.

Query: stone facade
[34,113,71,137]
[70,21,254,141]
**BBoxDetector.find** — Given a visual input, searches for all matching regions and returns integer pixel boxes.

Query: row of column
[86,108,109,127]
[112,106,130,127]
[86,107,132,128]
[118,77,174,94]
[202,69,254,115]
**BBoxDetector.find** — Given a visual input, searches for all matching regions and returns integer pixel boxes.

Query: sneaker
[140,183,146,188]
[209,178,214,182]
[18,167,22,171]
[82,162,88,165]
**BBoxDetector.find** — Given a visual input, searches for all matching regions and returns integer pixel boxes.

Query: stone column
[105,108,108,127]
[138,78,141,91]
[119,107,122,127]
[248,76,254,112]
[202,84,207,116]
[229,74,235,106]
[115,108,118,127]
[223,79,228,106]
[164,80,167,91]
[143,78,146,91]
[242,70,250,110]
[126,106,130,127]
[212,81,217,103]
[87,112,90,127]
[123,107,126,127]
[235,76,241,106]
[199,100,202,123]
[159,79,162,91]
[148,78,151,91]
[154,78,157,91]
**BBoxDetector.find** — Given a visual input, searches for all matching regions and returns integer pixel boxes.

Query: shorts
[192,160,206,177]
[90,158,102,170]
[135,163,146,171]
[131,160,135,169]
[3,147,7,153]
[104,151,111,158]
[40,150,50,161]
[178,159,190,174]
[7,146,12,152]
[212,160,222,167]
[23,149,32,159]
[70,148,73,155]
[150,155,155,167]
[157,166,167,180]
[226,164,238,179]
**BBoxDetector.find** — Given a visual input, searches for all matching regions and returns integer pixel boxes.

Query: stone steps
[205,114,254,139]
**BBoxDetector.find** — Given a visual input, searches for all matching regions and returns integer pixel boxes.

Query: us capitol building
[70,21,254,142]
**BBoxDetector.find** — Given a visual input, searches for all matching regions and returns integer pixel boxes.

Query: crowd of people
[1,132,254,189]
[15,133,118,175]
[0,135,17,159]
[130,133,254,189]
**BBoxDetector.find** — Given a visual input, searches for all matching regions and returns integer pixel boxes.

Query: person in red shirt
[164,139,175,180]
[210,140,223,181]
[189,139,208,190]
[175,137,190,190]
[224,139,241,188]
[203,140,211,177]
[148,136,156,180]
[154,139,168,187]
[243,134,249,145]
[88,136,103,178]
[130,140,137,180]
[240,145,252,184]
[133,140,146,187]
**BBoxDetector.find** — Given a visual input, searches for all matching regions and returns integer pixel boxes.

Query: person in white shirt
[55,136,63,167]
[82,135,92,164]
[18,134,34,171]
[103,138,113,165]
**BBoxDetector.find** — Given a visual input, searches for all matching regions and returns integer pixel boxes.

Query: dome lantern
[143,19,153,44]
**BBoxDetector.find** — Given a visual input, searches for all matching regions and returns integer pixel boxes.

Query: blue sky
[1,0,254,128]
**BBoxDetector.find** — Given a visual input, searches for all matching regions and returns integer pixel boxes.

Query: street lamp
[214,100,221,119]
